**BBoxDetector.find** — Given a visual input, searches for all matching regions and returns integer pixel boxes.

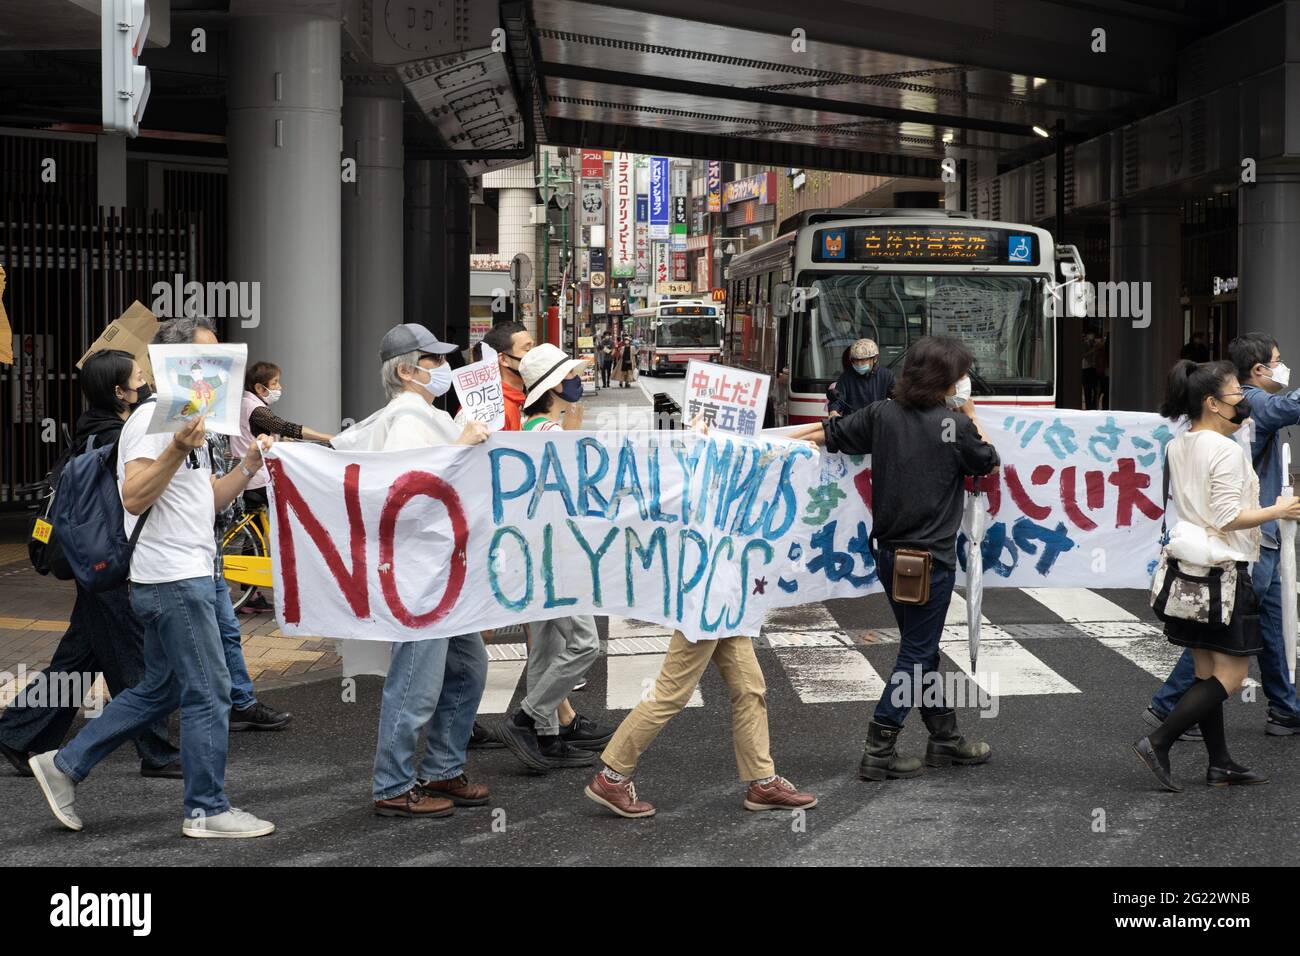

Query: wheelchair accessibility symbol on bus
[1007,234,1033,262]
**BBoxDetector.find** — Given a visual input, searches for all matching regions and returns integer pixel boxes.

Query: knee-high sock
[1148,676,1228,753]
[1197,700,1238,768]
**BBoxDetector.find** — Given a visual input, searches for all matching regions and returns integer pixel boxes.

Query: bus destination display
[813,225,1039,266]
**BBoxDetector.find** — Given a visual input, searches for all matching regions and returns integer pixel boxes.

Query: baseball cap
[379,323,459,361]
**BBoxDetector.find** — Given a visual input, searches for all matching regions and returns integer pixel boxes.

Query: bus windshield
[791,272,1052,396]
[655,312,722,349]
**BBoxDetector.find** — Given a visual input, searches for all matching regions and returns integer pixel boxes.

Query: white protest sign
[451,341,505,431]
[146,343,246,435]
[684,360,770,438]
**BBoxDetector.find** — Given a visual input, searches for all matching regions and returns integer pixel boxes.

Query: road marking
[1095,635,1185,682]
[940,630,1081,696]
[606,654,703,711]
[775,646,887,703]
[478,660,528,714]
[764,603,839,631]
[765,631,851,648]
[1020,587,1138,623]
[1072,621,1163,638]
[946,589,991,626]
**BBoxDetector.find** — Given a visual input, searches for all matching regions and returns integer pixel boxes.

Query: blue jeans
[212,575,257,710]
[1152,545,1299,720]
[56,577,233,817]
[873,549,958,729]
[372,634,488,801]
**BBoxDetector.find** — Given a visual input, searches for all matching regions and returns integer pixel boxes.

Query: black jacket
[824,400,999,569]
[71,407,127,467]
[828,365,895,416]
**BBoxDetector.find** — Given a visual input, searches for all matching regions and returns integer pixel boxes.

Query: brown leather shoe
[743,776,818,812]
[419,773,490,807]
[584,771,656,819]
[373,787,455,818]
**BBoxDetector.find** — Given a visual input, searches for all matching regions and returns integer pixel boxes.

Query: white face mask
[945,375,972,409]
[1267,362,1291,389]
[263,388,282,405]
[417,363,452,398]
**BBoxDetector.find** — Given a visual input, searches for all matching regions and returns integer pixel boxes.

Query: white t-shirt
[116,402,217,583]
[1166,428,1261,563]
[330,391,460,453]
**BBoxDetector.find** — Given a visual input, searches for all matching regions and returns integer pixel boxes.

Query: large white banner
[264,408,1170,645]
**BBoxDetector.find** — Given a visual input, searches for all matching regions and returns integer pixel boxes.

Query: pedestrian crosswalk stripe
[479,660,528,714]
[1095,635,1184,682]
[1072,621,1163,638]
[765,603,839,631]
[606,634,675,655]
[940,631,1081,696]
[775,646,888,703]
[946,589,990,626]
[765,631,852,648]
[1021,587,1139,623]
[606,617,673,640]
[606,654,703,711]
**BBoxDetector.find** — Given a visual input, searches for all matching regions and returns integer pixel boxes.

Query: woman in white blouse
[1135,360,1300,791]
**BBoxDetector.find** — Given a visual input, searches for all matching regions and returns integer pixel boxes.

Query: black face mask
[1217,400,1249,427]
[130,383,153,408]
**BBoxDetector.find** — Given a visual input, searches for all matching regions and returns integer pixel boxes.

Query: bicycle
[220,501,273,613]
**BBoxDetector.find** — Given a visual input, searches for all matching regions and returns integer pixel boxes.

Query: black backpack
[28,431,89,579]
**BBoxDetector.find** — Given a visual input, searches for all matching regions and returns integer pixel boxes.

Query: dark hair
[245,360,281,393]
[482,321,527,357]
[153,315,216,344]
[893,336,973,410]
[1228,332,1277,382]
[1158,359,1235,421]
[523,389,557,417]
[80,349,137,414]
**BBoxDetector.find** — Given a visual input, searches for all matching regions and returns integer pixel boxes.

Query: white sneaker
[181,807,276,839]
[29,750,82,832]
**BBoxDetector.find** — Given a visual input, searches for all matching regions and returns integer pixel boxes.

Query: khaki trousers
[600,631,774,781]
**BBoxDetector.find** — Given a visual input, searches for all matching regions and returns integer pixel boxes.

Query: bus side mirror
[772,282,792,318]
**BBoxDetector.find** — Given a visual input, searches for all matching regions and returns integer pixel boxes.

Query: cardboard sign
[0,265,12,366]
[684,360,770,438]
[78,301,161,386]
[147,342,247,435]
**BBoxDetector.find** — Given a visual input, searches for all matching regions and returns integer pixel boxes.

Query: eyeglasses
[1215,391,1244,400]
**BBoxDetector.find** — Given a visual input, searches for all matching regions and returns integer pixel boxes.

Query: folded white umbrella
[1279,443,1297,684]
[960,484,989,673]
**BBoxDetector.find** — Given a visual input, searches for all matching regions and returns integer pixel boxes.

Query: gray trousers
[521,615,600,735]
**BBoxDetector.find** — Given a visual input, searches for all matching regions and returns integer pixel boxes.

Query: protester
[0,350,180,779]
[229,360,334,614]
[1147,335,1300,744]
[792,335,999,780]
[481,320,535,431]
[611,334,635,388]
[828,338,894,417]
[330,323,492,818]
[1133,359,1300,791]
[497,344,612,770]
[29,316,278,838]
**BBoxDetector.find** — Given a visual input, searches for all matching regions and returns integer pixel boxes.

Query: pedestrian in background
[0,350,180,779]
[611,334,635,388]
[1134,358,1300,790]
[793,335,999,781]
[828,338,894,417]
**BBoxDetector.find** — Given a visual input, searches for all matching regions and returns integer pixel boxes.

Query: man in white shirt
[30,316,278,839]
[334,324,493,818]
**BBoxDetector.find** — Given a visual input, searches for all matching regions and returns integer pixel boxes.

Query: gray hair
[153,315,217,345]
[381,350,422,399]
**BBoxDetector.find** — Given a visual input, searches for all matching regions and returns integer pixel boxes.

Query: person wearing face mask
[0,350,181,780]
[1133,359,1300,792]
[495,344,614,771]
[827,338,895,418]
[231,361,334,614]
[1147,335,1300,742]
[790,336,1000,782]
[330,324,493,818]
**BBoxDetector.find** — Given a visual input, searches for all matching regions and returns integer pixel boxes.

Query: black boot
[921,709,991,768]
[859,720,924,781]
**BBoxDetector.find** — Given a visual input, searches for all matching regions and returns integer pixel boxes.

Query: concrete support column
[405,158,446,331]
[341,81,403,421]
[498,186,537,320]
[444,167,471,348]
[1239,167,1300,368]
[1108,201,1183,412]
[227,10,341,430]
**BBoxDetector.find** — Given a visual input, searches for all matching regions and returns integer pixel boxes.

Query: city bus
[629,298,725,376]
[723,208,1089,423]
